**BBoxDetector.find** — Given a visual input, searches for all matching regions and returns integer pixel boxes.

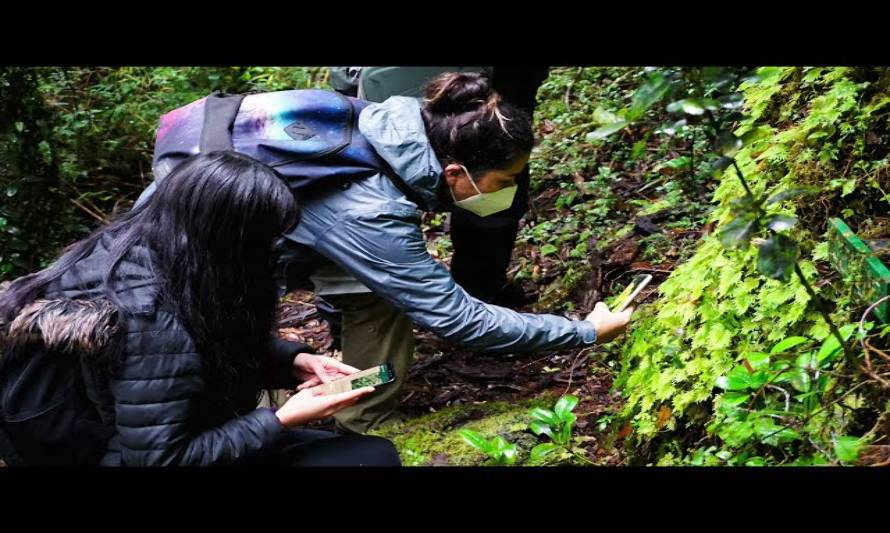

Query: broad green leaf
[718,366,755,391]
[745,457,766,466]
[794,390,819,402]
[529,443,559,463]
[770,336,809,354]
[529,421,554,439]
[765,214,798,232]
[718,213,758,250]
[755,417,800,444]
[817,335,843,364]
[667,98,719,116]
[530,407,560,426]
[772,360,793,374]
[540,244,559,256]
[592,107,623,126]
[558,420,574,445]
[796,351,818,371]
[765,186,819,205]
[712,156,733,171]
[719,92,745,110]
[746,351,771,370]
[459,430,491,453]
[749,371,770,389]
[562,411,577,428]
[715,130,743,157]
[657,118,687,136]
[554,395,579,418]
[627,73,672,120]
[816,324,857,364]
[720,391,751,406]
[834,436,863,463]
[655,156,692,171]
[757,234,799,281]
[667,99,705,115]
[791,355,813,392]
[730,193,758,210]
[586,121,629,141]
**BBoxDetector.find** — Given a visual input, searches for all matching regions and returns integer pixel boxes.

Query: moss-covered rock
[615,67,890,464]
[370,394,558,466]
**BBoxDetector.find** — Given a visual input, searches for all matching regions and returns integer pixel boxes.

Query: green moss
[370,395,557,466]
[615,66,888,462]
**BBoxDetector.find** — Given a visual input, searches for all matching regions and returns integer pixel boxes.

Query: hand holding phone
[275,384,375,428]
[586,274,651,343]
[319,363,396,395]
[585,302,634,343]
[613,274,653,312]
[294,353,360,389]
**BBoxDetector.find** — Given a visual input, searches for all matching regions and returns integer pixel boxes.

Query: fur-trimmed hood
[0,233,158,357]
[2,297,121,355]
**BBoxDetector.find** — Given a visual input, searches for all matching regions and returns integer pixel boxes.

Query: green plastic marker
[827,218,890,323]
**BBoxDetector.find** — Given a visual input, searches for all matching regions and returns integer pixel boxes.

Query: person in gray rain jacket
[139,71,635,434]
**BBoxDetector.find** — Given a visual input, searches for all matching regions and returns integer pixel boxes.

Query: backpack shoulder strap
[200,91,247,152]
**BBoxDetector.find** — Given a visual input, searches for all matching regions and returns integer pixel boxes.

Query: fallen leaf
[655,405,673,429]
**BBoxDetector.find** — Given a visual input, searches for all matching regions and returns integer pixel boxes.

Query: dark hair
[421,71,534,175]
[0,151,297,414]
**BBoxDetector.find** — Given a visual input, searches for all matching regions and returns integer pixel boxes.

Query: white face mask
[450,165,518,217]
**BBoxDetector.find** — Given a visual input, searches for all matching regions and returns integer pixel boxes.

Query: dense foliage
[3,66,889,466]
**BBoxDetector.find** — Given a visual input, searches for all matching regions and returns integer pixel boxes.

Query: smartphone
[614,274,653,312]
[320,362,396,395]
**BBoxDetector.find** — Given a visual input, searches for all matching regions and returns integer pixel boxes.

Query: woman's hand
[293,353,360,390]
[274,384,375,428]
[585,301,634,343]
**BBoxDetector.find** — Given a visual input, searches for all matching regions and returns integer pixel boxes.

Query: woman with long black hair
[0,151,400,466]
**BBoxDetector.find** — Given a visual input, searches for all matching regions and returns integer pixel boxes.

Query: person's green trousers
[322,292,415,434]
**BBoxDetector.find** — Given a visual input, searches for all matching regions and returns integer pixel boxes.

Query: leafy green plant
[587,66,755,198]
[526,395,596,464]
[529,394,578,445]
[458,429,518,465]
[708,324,871,464]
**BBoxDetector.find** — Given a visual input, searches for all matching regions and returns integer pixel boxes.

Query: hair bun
[424,71,497,114]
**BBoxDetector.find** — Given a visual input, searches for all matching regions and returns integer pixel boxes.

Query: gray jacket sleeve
[311,207,598,353]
